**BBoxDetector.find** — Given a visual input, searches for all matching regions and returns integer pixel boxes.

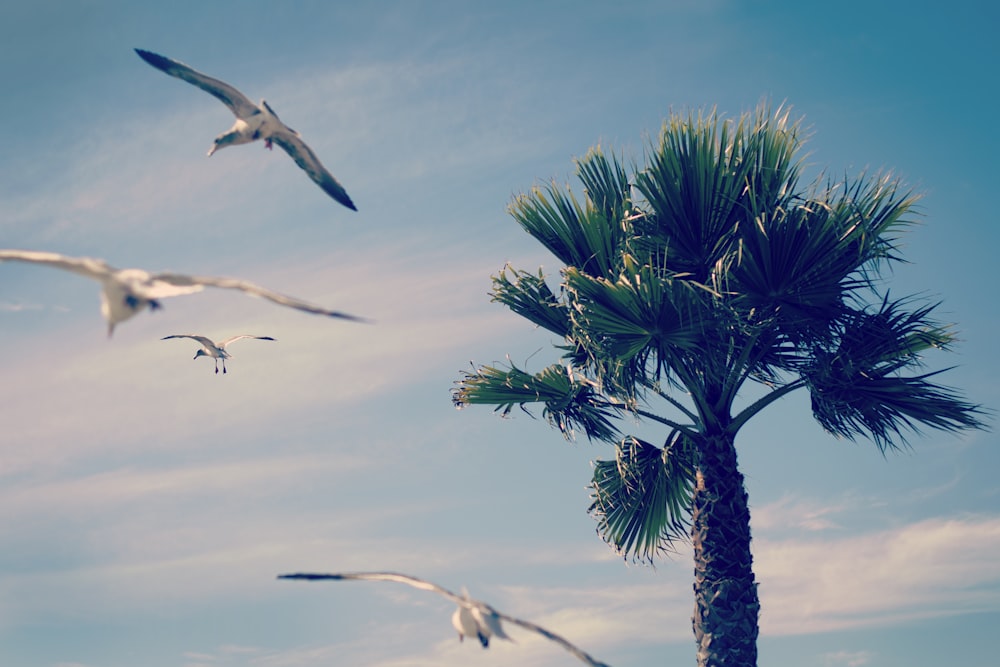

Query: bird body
[162,334,275,374]
[0,249,368,336]
[135,48,357,211]
[452,603,489,647]
[451,586,510,647]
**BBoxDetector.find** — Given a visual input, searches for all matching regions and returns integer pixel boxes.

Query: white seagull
[0,250,368,336]
[277,571,612,667]
[161,334,275,374]
[135,48,357,211]
[451,585,511,647]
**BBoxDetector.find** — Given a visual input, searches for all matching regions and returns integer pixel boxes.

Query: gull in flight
[277,571,612,667]
[0,250,368,336]
[135,48,357,211]
[451,585,511,647]
[161,334,275,374]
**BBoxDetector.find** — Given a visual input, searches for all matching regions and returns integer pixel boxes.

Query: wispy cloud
[822,650,874,667]
[0,301,47,312]
[755,514,1000,635]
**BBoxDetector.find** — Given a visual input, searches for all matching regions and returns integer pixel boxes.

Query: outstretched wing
[278,572,465,605]
[0,249,114,282]
[135,48,259,119]
[218,334,276,348]
[151,273,370,323]
[271,133,357,211]
[161,334,215,348]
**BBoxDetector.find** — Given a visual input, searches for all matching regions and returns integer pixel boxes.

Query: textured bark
[690,432,759,667]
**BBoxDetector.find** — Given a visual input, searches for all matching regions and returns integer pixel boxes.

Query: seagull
[161,334,275,374]
[277,571,612,667]
[451,585,511,647]
[0,250,368,336]
[134,48,357,211]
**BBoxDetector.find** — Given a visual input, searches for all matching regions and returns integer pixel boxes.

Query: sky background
[1,2,997,666]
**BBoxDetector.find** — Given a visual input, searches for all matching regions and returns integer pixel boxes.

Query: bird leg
[265,138,274,150]
[214,360,220,374]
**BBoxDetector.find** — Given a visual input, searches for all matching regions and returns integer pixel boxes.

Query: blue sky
[1,2,997,666]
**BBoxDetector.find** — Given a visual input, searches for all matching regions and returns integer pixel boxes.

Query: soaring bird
[135,48,357,211]
[451,585,511,647]
[277,571,611,667]
[0,250,368,336]
[161,334,275,374]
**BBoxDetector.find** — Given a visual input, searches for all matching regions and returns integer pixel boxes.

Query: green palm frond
[731,169,919,341]
[633,106,801,281]
[509,183,624,278]
[828,171,918,277]
[575,146,632,223]
[732,201,860,333]
[452,362,620,443]
[806,297,987,450]
[589,432,695,562]
[564,259,715,391]
[738,104,803,213]
[491,265,571,337]
[810,368,986,451]
[634,112,741,278]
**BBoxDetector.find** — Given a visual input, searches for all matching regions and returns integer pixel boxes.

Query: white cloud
[822,650,874,667]
[755,514,1000,635]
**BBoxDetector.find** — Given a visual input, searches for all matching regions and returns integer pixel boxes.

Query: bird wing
[135,49,259,119]
[117,269,206,299]
[217,334,276,348]
[151,273,370,323]
[270,134,357,211]
[278,572,467,606]
[0,249,114,282]
[161,334,216,348]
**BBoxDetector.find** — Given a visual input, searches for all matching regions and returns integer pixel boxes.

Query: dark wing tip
[135,48,174,72]
[331,312,374,324]
[277,573,345,581]
[326,183,357,211]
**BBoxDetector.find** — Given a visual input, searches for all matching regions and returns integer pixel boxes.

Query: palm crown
[453,104,985,562]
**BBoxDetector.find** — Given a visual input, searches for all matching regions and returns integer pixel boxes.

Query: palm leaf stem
[715,329,767,416]
[646,382,702,424]
[728,378,807,434]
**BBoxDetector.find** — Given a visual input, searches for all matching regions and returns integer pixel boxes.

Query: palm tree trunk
[690,431,759,666]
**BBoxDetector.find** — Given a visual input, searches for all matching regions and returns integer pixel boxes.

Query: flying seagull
[0,250,368,336]
[161,334,275,374]
[277,571,612,667]
[134,48,357,211]
[451,585,511,647]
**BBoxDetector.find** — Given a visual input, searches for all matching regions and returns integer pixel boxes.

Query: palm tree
[452,104,986,667]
